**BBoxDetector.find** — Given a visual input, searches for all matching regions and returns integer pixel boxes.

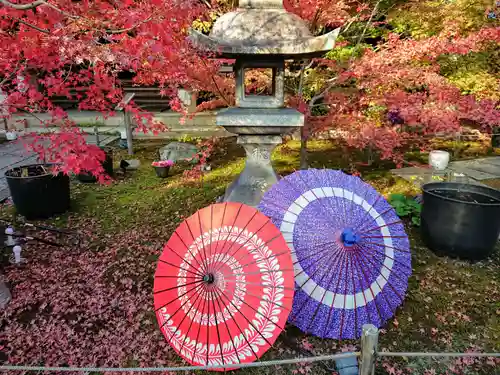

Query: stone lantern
[190,0,340,206]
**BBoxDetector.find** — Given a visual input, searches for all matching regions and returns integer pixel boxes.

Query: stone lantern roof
[189,0,340,58]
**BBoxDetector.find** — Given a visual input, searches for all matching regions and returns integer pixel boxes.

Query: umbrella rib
[212,286,261,362]
[212,210,264,274]
[291,245,345,327]
[324,169,348,228]
[154,281,205,313]
[208,289,225,367]
[351,193,383,233]
[291,241,333,267]
[205,283,211,366]
[280,175,338,228]
[159,283,205,333]
[183,218,209,274]
[353,205,394,233]
[211,289,242,365]
[338,249,351,339]
[308,169,343,223]
[159,258,203,278]
[354,247,405,302]
[222,279,296,292]
[154,279,204,295]
[339,184,349,230]
[163,244,204,277]
[292,245,340,281]
[362,241,411,253]
[166,282,206,349]
[293,169,338,227]
[358,243,412,270]
[351,250,386,325]
[178,283,208,356]
[233,284,292,312]
[232,248,293,271]
[260,195,339,237]
[353,250,400,316]
[208,204,214,273]
[322,251,349,338]
[208,202,227,272]
[210,203,245,272]
[171,232,206,275]
[357,220,403,235]
[215,285,277,349]
[217,216,272,273]
[190,289,209,365]
[197,210,211,276]
[302,246,347,333]
[360,235,408,239]
[156,275,199,279]
[348,252,359,338]
[224,233,283,271]
[231,269,294,277]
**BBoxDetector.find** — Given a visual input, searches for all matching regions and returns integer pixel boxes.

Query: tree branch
[309,77,338,106]
[10,16,50,33]
[0,0,79,19]
[0,0,45,10]
[106,15,153,34]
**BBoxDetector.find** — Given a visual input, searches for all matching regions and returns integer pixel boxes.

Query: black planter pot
[421,182,500,261]
[154,166,170,178]
[77,146,113,183]
[5,164,70,220]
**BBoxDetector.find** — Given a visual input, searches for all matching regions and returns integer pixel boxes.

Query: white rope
[378,352,500,358]
[0,352,360,372]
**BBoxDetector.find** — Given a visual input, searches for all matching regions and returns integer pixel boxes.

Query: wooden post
[359,324,379,375]
[124,112,134,155]
[115,93,135,155]
[0,274,11,310]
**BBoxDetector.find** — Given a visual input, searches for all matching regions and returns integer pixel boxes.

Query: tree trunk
[300,127,308,169]
[0,277,11,310]
[298,61,309,170]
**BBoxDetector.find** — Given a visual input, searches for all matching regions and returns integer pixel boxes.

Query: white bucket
[6,131,17,141]
[429,150,450,171]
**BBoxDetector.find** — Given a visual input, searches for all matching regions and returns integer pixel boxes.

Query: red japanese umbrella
[153,203,294,369]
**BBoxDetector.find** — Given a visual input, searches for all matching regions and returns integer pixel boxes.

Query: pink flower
[151,160,174,167]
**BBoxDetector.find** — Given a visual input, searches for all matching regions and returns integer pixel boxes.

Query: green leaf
[389,193,407,203]
[412,215,421,226]
[396,206,410,216]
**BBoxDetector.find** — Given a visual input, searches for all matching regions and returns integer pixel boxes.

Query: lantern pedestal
[224,135,281,206]
[218,107,303,206]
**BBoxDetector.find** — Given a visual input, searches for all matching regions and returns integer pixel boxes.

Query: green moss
[5,138,499,374]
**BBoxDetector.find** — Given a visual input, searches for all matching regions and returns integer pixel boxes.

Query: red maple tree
[0,0,498,177]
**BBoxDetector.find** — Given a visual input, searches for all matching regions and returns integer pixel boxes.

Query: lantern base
[223,135,282,207]
[217,108,303,206]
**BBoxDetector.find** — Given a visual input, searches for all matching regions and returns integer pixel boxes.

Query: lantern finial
[238,0,284,8]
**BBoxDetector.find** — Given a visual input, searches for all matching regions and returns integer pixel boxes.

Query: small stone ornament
[9,245,26,265]
[4,227,16,247]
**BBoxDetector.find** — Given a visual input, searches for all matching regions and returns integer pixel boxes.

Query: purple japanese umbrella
[257,169,411,339]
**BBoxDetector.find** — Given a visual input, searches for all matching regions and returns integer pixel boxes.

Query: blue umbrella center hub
[341,228,360,247]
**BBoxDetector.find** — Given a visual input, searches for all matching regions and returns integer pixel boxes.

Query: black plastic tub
[421,182,500,261]
[5,164,70,220]
[77,146,113,183]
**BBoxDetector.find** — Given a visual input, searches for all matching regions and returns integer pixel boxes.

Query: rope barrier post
[359,324,378,375]
[115,93,135,155]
